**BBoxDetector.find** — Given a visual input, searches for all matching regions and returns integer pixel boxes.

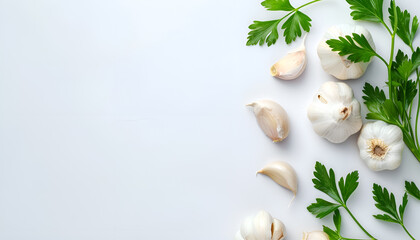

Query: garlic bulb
[317,24,375,80]
[271,35,307,80]
[257,161,297,197]
[307,81,362,143]
[302,231,329,240]
[247,100,289,142]
[357,121,404,171]
[236,210,286,240]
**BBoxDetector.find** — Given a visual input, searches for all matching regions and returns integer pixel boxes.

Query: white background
[0,0,420,239]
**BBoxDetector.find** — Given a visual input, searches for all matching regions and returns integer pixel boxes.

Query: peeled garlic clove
[271,35,307,80]
[240,216,257,240]
[271,218,286,240]
[247,100,289,142]
[357,121,404,171]
[302,231,329,240]
[307,81,362,143]
[257,161,297,197]
[317,24,375,80]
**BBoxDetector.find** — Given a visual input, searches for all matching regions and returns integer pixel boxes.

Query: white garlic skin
[247,100,289,142]
[257,161,298,197]
[317,24,375,80]
[357,121,404,171]
[271,36,307,80]
[302,231,329,240]
[236,210,286,240]
[307,81,362,143]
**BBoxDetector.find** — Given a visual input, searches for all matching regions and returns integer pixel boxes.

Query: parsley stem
[387,3,398,101]
[410,44,420,149]
[343,206,376,240]
[295,0,322,11]
[402,224,415,240]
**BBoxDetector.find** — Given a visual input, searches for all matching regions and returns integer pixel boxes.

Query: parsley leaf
[338,171,359,204]
[372,184,406,224]
[261,0,294,11]
[307,198,341,218]
[247,20,281,46]
[333,210,341,233]
[322,226,341,240]
[389,1,419,47]
[326,34,377,63]
[405,181,420,200]
[412,47,420,71]
[312,162,342,203]
[281,11,312,44]
[346,0,384,23]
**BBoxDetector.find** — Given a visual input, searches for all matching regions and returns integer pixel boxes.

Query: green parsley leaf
[281,11,312,44]
[247,20,281,46]
[322,226,341,240]
[405,181,420,200]
[261,0,294,11]
[346,0,384,23]
[338,171,359,204]
[307,198,341,218]
[372,183,404,224]
[389,1,419,47]
[312,162,342,203]
[333,210,341,233]
[399,193,408,221]
[326,33,377,63]
[412,47,420,71]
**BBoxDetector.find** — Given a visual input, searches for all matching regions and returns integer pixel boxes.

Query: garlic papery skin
[247,100,289,142]
[317,24,375,80]
[357,121,404,171]
[271,35,306,80]
[257,161,297,197]
[307,81,362,143]
[236,210,286,240]
[302,231,329,240]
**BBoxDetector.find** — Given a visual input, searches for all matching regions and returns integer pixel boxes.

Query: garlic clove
[253,210,274,240]
[357,121,404,171]
[240,216,257,240]
[302,231,329,240]
[247,100,289,142]
[235,231,245,240]
[271,35,307,80]
[307,81,362,143]
[271,218,286,240]
[257,161,298,197]
[317,24,375,80]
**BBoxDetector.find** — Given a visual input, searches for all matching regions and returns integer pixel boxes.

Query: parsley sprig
[327,0,420,163]
[246,0,322,46]
[308,162,376,240]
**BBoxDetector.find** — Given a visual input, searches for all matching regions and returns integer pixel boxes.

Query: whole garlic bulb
[307,81,362,143]
[302,231,329,240]
[235,210,286,240]
[317,24,375,80]
[271,35,307,80]
[247,100,289,142]
[357,121,404,171]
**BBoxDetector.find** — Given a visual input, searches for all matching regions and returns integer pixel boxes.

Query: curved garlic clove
[271,218,286,240]
[247,100,289,142]
[253,210,274,240]
[357,121,404,171]
[240,216,257,240]
[317,24,375,80]
[271,35,307,80]
[302,231,329,240]
[257,161,297,197]
[307,81,362,143]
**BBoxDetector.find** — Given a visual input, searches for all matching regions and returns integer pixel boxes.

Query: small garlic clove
[247,100,289,142]
[240,216,257,240]
[253,210,274,240]
[257,161,298,197]
[302,231,329,240]
[271,218,286,240]
[271,35,307,80]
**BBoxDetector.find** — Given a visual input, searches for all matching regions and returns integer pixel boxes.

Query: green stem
[343,206,376,240]
[401,223,416,240]
[388,3,398,100]
[277,0,322,23]
[410,44,420,149]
